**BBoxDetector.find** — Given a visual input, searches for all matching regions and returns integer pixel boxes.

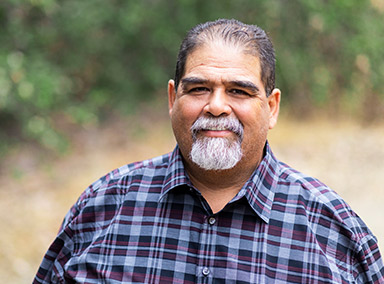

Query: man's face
[168,42,280,172]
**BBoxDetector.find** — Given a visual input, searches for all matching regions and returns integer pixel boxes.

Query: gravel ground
[1,113,383,283]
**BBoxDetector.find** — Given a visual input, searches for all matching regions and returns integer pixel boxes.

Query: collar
[159,146,191,201]
[159,142,280,223]
[239,141,279,223]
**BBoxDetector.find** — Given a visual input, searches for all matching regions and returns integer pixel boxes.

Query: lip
[200,129,234,138]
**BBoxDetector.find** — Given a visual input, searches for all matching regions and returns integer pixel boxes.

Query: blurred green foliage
[1,0,383,153]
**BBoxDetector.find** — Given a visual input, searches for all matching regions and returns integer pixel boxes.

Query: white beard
[189,117,243,170]
[190,137,242,170]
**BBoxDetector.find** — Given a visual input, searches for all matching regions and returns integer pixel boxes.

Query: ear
[267,88,281,130]
[168,79,177,117]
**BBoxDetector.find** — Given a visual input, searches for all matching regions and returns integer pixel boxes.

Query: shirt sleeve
[33,166,129,283]
[32,186,92,284]
[33,225,75,283]
[353,234,384,283]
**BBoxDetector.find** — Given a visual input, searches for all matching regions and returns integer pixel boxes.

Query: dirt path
[1,113,383,283]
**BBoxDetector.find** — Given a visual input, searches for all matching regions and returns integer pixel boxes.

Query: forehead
[183,42,262,84]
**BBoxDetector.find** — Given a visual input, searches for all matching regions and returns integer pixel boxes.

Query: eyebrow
[180,77,261,94]
[181,77,208,86]
[230,80,260,93]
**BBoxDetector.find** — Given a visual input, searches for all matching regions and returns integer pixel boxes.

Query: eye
[229,89,250,96]
[188,87,210,94]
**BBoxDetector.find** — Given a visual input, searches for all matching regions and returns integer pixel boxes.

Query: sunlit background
[1,1,383,283]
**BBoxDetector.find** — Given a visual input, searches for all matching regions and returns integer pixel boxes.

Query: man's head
[168,19,280,172]
[174,18,276,96]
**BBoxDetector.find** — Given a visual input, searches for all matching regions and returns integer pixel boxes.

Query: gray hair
[174,19,276,96]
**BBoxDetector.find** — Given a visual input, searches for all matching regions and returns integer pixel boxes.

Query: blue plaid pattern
[34,143,384,283]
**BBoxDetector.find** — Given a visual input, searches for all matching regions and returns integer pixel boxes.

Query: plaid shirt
[34,143,384,283]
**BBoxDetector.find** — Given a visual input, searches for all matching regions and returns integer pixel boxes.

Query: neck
[184,157,261,214]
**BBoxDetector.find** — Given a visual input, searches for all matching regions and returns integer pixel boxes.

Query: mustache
[190,116,244,139]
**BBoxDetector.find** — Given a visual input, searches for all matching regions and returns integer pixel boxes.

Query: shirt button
[202,267,210,276]
[208,217,216,225]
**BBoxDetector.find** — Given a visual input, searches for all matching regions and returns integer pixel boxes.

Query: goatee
[189,116,243,170]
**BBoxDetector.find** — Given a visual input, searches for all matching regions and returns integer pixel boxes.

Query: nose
[203,88,232,117]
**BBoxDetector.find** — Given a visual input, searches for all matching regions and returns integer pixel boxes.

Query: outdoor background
[1,1,384,283]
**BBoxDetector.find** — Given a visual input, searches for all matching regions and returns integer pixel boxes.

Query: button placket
[197,215,216,281]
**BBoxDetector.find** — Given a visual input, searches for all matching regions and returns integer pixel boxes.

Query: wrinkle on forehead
[184,42,262,84]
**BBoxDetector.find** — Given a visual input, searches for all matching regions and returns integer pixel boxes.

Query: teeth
[206,127,226,131]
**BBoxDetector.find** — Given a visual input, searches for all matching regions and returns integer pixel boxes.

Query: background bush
[1,0,383,154]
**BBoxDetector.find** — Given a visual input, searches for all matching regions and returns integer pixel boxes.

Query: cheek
[174,97,204,123]
[235,105,270,141]
[234,104,266,127]
[171,99,201,141]
[170,100,200,157]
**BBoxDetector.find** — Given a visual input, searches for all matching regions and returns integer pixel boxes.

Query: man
[34,19,384,283]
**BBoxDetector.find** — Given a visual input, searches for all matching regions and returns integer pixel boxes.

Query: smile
[190,116,244,141]
[203,127,229,131]
[200,129,234,138]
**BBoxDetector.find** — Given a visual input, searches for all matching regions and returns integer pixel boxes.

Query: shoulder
[276,160,356,219]
[85,152,170,198]
[277,160,342,201]
[273,160,383,282]
[62,152,172,227]
[277,160,332,200]
[275,160,373,243]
